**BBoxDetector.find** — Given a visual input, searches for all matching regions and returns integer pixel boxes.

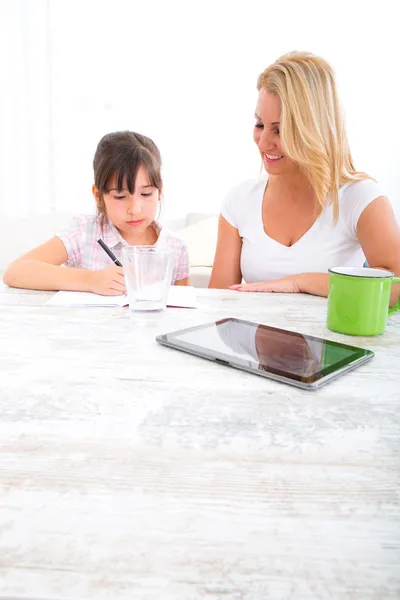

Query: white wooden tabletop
[0,284,399,600]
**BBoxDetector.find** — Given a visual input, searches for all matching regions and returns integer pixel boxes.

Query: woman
[209,52,400,298]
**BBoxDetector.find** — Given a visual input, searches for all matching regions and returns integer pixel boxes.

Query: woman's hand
[230,273,330,296]
[88,266,126,296]
[230,275,301,293]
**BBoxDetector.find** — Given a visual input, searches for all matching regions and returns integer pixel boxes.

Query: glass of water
[121,246,174,313]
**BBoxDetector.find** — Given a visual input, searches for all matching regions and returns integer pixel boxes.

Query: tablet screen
[159,318,372,384]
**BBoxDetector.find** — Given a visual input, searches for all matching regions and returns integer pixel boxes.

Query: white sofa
[0,212,218,288]
[174,212,218,288]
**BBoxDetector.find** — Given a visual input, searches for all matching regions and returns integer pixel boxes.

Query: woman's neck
[267,171,316,204]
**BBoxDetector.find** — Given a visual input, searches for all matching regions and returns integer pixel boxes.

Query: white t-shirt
[221,175,384,282]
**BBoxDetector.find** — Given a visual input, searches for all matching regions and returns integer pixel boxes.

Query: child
[3,131,189,294]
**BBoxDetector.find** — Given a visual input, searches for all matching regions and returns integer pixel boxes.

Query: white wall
[1,0,399,220]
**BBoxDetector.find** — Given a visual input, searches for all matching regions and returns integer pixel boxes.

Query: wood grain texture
[0,283,399,599]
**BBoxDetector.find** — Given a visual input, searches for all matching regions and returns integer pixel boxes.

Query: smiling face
[93,164,160,241]
[253,89,299,177]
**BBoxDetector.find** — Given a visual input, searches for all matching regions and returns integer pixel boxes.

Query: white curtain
[0,0,54,217]
[1,0,399,220]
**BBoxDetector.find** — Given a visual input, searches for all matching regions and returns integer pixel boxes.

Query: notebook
[46,285,197,308]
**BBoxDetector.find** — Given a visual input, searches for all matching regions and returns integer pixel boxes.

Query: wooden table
[0,284,399,599]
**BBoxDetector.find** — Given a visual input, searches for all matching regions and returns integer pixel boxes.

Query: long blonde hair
[257,52,372,222]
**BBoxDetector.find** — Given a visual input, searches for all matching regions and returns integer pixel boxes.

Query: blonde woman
[209,52,400,297]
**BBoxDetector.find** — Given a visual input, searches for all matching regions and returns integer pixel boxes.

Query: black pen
[97,239,123,267]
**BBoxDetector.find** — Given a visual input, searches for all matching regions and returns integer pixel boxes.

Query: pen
[97,239,123,267]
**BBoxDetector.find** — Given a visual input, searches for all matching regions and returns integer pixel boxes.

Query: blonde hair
[257,52,372,222]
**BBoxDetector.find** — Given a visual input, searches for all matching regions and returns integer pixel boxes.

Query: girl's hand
[88,266,126,296]
[230,275,301,294]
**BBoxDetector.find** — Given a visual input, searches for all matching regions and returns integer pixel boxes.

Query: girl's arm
[173,241,190,286]
[3,237,126,295]
[209,216,242,289]
[174,277,189,286]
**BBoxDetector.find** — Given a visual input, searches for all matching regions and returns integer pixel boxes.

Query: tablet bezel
[156,317,374,390]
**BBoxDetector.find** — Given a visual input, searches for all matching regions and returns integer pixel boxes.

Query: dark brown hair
[93,131,162,215]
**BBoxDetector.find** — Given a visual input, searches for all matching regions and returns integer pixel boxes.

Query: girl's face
[93,165,160,241]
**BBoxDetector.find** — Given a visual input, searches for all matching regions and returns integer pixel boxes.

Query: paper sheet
[46,285,197,309]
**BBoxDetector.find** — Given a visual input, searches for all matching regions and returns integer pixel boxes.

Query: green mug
[327,267,400,336]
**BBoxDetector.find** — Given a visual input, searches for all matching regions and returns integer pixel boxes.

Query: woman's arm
[3,237,125,295]
[230,272,329,295]
[356,196,400,272]
[296,196,400,298]
[209,216,242,289]
[231,196,400,300]
[356,196,400,304]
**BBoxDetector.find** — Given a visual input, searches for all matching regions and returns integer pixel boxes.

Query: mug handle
[388,277,400,317]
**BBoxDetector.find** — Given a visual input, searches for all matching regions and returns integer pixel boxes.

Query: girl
[4,131,189,294]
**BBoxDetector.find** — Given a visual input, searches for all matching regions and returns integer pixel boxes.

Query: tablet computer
[156,318,374,390]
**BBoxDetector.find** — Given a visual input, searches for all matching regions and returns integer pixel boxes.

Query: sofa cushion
[189,266,212,288]
[185,212,216,227]
[176,215,218,267]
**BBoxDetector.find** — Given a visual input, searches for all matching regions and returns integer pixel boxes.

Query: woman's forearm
[295,271,400,307]
[3,260,94,292]
[294,272,330,297]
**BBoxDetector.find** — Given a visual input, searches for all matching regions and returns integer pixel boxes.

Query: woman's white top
[221,175,384,282]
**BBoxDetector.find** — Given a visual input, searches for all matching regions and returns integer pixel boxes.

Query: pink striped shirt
[56,214,189,283]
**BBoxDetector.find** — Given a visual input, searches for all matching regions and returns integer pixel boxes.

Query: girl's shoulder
[57,213,106,247]
[154,222,188,253]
